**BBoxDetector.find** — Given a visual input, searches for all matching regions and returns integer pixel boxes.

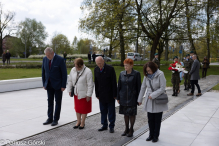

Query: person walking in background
[178,59,184,94]
[6,50,11,65]
[188,51,194,89]
[42,47,67,126]
[63,52,67,64]
[202,56,210,78]
[2,51,6,65]
[88,52,91,64]
[152,53,160,69]
[102,52,105,58]
[92,52,96,64]
[94,56,117,133]
[187,54,202,97]
[67,58,93,130]
[138,61,168,143]
[117,58,141,137]
[183,54,192,91]
[171,56,180,97]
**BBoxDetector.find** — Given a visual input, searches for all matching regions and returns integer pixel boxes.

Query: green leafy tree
[16,18,48,57]
[51,34,71,54]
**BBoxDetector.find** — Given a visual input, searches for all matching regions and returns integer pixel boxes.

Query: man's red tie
[49,60,51,70]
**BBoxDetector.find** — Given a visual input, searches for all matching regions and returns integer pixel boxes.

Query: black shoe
[79,124,85,130]
[121,129,129,136]
[51,120,58,126]
[184,85,187,90]
[43,119,53,125]
[126,129,134,137]
[73,123,81,129]
[109,128,114,133]
[152,138,159,143]
[172,91,175,96]
[175,91,178,97]
[146,136,153,141]
[98,127,108,131]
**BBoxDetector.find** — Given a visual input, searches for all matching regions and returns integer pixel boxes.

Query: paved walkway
[127,92,219,146]
[0,75,219,146]
[0,88,119,145]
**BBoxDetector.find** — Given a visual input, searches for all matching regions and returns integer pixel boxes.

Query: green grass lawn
[212,83,219,90]
[1,65,219,87]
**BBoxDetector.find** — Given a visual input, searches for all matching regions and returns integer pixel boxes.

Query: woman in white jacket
[67,58,94,129]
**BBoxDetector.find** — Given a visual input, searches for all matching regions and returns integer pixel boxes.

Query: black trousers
[191,80,201,94]
[202,68,207,78]
[46,81,63,121]
[147,112,163,138]
[6,58,10,64]
[99,100,116,129]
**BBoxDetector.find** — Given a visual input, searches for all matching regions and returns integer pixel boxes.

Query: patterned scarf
[147,70,157,80]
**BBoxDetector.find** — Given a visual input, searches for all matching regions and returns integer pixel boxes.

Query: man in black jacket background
[94,56,117,133]
[6,50,11,65]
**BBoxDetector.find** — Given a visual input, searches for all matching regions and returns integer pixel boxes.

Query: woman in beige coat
[67,58,94,129]
[138,61,168,143]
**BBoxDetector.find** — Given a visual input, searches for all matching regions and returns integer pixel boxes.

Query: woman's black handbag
[70,67,86,97]
[149,80,168,104]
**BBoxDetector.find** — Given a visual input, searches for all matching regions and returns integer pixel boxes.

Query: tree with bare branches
[0,3,16,55]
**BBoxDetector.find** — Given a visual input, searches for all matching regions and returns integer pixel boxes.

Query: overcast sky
[1,0,89,44]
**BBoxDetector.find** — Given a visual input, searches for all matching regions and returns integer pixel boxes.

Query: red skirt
[74,95,92,114]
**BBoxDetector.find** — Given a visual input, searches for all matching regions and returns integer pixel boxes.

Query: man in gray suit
[187,54,202,96]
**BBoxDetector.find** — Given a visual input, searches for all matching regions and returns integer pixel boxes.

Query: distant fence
[28,54,87,59]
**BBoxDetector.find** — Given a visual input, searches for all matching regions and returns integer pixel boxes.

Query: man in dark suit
[187,54,202,97]
[6,50,11,65]
[42,47,67,126]
[92,52,96,63]
[94,56,117,133]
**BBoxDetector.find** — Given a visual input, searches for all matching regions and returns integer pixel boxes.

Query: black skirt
[119,105,137,116]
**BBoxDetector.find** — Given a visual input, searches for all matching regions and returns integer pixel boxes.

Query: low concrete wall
[0,77,42,93]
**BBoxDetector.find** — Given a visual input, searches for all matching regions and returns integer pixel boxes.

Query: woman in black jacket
[117,58,141,137]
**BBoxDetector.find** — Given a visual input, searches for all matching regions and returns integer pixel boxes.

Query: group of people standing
[152,51,209,98]
[42,47,167,143]
[1,50,11,65]
[41,47,210,143]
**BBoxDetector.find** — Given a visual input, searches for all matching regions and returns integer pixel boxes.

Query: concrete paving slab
[127,92,219,146]
[0,87,119,144]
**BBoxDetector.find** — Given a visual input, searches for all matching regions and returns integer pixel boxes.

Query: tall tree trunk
[206,0,211,59]
[185,0,197,54]
[118,17,125,66]
[158,40,164,61]
[150,37,160,61]
[109,43,113,58]
[0,32,2,55]
[165,30,169,61]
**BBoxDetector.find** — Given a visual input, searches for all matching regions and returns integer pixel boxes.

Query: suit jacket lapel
[46,58,49,70]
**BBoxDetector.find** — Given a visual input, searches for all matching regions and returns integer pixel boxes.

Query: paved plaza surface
[0,75,219,146]
[127,92,219,146]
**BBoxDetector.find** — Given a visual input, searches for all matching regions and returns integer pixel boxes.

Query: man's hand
[148,96,152,99]
[69,92,71,97]
[61,88,65,91]
[138,102,142,105]
[86,96,91,102]
[43,87,46,90]
[117,100,119,104]
[96,97,99,99]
